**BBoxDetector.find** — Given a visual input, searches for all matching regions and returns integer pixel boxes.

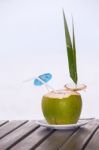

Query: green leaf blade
[72,19,78,84]
[63,10,72,49]
[63,10,78,84]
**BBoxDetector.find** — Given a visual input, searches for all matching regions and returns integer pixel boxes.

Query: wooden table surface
[0,119,99,150]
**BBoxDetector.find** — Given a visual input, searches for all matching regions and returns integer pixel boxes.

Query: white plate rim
[36,118,94,130]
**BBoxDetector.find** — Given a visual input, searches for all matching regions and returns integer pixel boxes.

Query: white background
[0,0,99,119]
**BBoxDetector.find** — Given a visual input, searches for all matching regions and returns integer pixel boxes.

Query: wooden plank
[0,120,9,127]
[85,128,99,150]
[10,126,54,150]
[0,121,39,150]
[0,120,27,139]
[36,129,76,150]
[59,119,99,150]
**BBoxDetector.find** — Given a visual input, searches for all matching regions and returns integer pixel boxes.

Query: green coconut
[42,90,82,124]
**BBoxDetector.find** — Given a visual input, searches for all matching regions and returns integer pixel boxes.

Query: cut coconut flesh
[44,90,80,99]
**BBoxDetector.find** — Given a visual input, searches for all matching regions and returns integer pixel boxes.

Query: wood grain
[36,129,76,150]
[10,127,54,150]
[0,121,39,150]
[85,128,99,150]
[0,120,27,139]
[0,119,98,150]
[59,120,99,150]
[0,120,9,127]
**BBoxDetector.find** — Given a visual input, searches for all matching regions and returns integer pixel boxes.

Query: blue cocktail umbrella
[34,73,52,86]
[22,73,54,91]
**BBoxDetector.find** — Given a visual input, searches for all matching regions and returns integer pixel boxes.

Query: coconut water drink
[42,89,82,124]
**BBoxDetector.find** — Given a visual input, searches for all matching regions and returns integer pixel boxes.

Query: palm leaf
[72,19,78,84]
[63,10,78,84]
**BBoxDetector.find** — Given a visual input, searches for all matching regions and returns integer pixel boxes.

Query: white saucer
[36,118,94,130]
